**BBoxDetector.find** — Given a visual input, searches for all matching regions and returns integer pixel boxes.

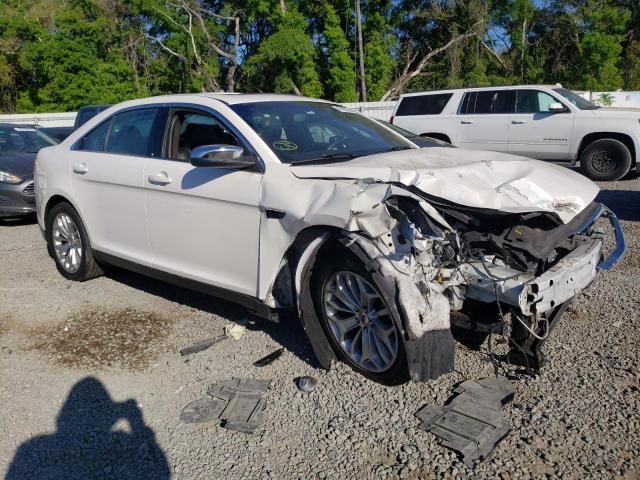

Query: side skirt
[93,250,278,320]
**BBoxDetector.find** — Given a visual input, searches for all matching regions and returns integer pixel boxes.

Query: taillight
[389,116,394,124]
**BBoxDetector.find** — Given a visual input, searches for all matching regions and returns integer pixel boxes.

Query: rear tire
[311,250,409,385]
[46,202,103,281]
[580,138,632,181]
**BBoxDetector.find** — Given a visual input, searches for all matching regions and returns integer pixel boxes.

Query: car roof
[399,85,562,98]
[103,93,332,111]
[198,93,329,105]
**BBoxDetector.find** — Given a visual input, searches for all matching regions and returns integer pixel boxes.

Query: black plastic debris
[180,398,223,424]
[179,334,227,356]
[415,376,515,467]
[295,376,318,392]
[180,378,270,433]
[253,348,284,367]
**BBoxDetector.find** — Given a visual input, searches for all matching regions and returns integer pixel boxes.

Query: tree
[322,4,357,102]
[244,7,322,97]
[575,0,630,90]
[14,0,145,112]
[363,11,395,101]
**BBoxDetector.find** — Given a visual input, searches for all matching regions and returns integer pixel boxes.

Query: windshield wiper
[290,153,357,165]
[374,146,412,154]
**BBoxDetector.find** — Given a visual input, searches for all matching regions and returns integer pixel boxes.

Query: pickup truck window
[395,93,453,116]
[460,90,513,114]
[515,90,559,113]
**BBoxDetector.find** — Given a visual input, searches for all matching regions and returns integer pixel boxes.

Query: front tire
[46,202,103,281]
[311,251,409,385]
[580,138,632,181]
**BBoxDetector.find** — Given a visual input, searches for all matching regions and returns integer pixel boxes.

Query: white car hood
[291,148,599,224]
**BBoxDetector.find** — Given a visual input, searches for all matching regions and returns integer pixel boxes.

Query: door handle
[511,120,527,124]
[72,163,88,174]
[147,172,172,185]
[460,120,474,125]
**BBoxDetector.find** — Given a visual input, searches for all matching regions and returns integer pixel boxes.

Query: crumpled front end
[293,179,624,382]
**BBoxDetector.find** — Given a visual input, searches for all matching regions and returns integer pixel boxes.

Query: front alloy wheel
[323,271,399,373]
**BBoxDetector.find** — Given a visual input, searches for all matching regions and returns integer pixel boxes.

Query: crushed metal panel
[291,147,599,223]
[415,376,515,467]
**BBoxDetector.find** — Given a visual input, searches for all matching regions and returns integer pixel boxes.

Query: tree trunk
[355,0,367,102]
[380,24,481,101]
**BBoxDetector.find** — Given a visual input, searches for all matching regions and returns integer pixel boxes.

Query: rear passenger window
[82,121,110,152]
[462,90,513,114]
[105,108,160,156]
[395,93,453,116]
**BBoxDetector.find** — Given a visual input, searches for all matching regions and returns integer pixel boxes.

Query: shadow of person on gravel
[596,189,640,222]
[5,377,169,480]
[107,268,321,369]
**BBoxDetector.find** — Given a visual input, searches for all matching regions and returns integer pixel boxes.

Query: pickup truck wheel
[46,202,103,281]
[580,139,632,181]
[312,252,409,385]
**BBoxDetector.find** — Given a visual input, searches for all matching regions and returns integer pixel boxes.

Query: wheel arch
[420,132,452,144]
[577,132,637,168]
[43,194,92,243]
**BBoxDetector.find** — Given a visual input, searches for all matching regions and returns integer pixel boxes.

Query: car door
[144,106,262,297]
[456,90,513,152]
[508,89,575,160]
[69,107,165,263]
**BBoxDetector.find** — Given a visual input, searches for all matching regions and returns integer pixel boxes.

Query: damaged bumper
[462,204,625,317]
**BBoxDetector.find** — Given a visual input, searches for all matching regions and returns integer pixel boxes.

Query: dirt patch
[0,314,12,336]
[30,308,174,370]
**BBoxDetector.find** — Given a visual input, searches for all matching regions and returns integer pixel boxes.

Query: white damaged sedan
[34,94,625,384]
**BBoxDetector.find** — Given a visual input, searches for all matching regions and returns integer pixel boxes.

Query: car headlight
[0,171,23,184]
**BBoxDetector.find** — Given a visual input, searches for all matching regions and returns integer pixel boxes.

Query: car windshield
[230,101,414,164]
[377,120,417,138]
[553,88,600,110]
[0,126,58,155]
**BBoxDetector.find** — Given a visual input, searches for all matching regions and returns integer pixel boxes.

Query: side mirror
[190,144,253,169]
[548,102,566,112]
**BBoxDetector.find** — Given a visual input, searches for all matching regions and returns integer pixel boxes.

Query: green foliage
[0,0,638,112]
[244,8,322,97]
[575,1,630,90]
[363,12,395,101]
[322,4,357,102]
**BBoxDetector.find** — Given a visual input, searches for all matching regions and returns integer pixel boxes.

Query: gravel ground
[0,172,638,479]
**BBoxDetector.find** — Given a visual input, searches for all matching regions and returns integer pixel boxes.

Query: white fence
[0,112,77,127]
[575,91,640,108]
[338,101,397,121]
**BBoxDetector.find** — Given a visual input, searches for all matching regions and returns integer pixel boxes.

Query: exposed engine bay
[341,190,621,379]
[286,180,624,382]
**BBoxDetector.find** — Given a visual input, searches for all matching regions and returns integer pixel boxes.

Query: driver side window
[165,110,240,162]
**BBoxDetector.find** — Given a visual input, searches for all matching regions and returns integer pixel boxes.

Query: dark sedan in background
[0,124,58,218]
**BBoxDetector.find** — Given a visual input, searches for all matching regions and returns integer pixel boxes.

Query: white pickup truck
[391,85,640,181]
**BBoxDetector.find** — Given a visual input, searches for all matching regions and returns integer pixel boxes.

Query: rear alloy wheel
[46,202,103,281]
[313,252,408,385]
[580,138,632,181]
